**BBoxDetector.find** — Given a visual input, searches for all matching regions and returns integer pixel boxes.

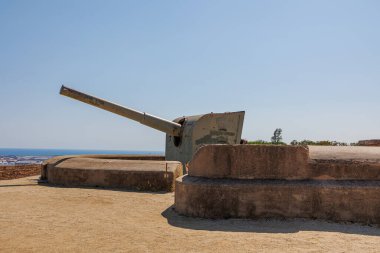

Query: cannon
[60,85,245,167]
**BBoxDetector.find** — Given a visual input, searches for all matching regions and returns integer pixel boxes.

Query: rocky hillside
[0,164,41,180]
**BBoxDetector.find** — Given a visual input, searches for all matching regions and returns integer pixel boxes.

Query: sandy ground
[1,176,380,253]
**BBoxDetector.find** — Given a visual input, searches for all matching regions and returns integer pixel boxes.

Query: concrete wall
[44,156,182,192]
[189,145,309,179]
[176,176,380,224]
[175,144,380,224]
[188,145,380,180]
[358,140,380,146]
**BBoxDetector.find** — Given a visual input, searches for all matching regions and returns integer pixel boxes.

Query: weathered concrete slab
[308,146,380,180]
[309,159,380,180]
[188,145,380,180]
[309,146,380,161]
[41,154,165,180]
[175,175,380,224]
[358,139,380,147]
[44,156,182,192]
[188,145,309,179]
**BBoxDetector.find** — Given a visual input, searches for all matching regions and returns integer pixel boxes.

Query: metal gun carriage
[60,85,245,168]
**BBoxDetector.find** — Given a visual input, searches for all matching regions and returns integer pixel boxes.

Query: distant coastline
[0,148,164,165]
[0,148,164,156]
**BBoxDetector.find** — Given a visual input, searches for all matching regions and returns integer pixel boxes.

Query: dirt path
[1,176,379,252]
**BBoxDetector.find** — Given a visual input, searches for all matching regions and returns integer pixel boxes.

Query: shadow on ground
[1,177,169,194]
[37,181,169,195]
[162,205,380,236]
[0,184,38,187]
[0,178,40,187]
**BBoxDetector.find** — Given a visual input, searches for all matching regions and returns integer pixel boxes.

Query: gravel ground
[0,176,379,253]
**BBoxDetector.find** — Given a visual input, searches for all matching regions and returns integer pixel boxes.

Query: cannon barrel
[60,85,182,136]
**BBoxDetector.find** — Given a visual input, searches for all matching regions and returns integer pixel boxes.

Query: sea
[0,148,164,165]
[0,148,163,156]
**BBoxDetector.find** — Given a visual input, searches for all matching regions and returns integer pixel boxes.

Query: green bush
[248,140,287,145]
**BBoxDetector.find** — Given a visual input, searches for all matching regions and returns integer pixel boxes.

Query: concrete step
[175,175,380,224]
[43,156,182,192]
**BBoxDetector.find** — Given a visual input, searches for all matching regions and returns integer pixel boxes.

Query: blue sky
[0,0,379,151]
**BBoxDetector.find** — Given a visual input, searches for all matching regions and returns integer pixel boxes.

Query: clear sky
[1,0,379,151]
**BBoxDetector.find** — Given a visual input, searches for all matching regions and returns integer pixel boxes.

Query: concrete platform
[175,176,380,224]
[42,155,182,192]
[188,145,380,180]
[175,144,380,224]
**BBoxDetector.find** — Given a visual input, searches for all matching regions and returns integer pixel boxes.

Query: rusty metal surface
[165,111,245,167]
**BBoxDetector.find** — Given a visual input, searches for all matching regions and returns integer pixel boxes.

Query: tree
[271,128,283,144]
[290,140,299,145]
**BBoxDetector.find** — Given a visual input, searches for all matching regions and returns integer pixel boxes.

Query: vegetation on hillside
[248,128,286,145]
[247,128,358,146]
